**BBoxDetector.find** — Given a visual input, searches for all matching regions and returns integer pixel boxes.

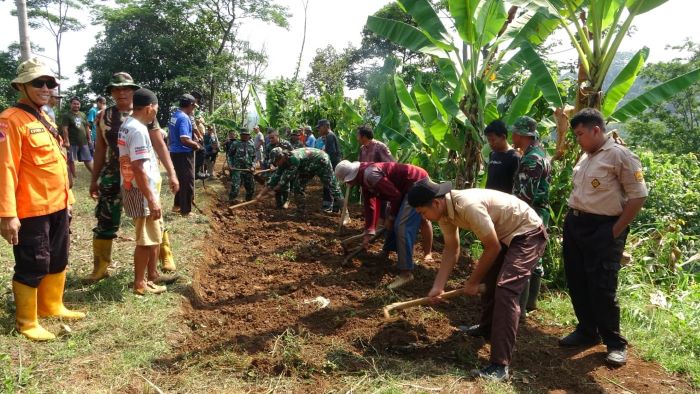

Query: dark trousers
[13,209,70,287]
[194,149,205,174]
[322,157,340,204]
[479,226,547,365]
[563,210,628,350]
[171,151,195,215]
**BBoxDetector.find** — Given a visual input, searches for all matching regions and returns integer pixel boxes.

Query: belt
[568,208,618,220]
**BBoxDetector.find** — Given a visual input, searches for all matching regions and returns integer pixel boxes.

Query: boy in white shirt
[117,88,166,295]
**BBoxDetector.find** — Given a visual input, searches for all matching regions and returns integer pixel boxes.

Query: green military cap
[511,116,538,138]
[105,72,141,94]
[239,127,250,135]
[268,146,287,163]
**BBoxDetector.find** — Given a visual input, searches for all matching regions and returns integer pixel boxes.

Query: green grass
[0,167,212,393]
[538,282,700,387]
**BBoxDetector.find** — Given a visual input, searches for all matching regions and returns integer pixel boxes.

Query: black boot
[518,278,530,320]
[526,275,542,311]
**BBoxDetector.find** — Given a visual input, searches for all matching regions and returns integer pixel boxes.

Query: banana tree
[368,0,561,187]
[543,0,700,156]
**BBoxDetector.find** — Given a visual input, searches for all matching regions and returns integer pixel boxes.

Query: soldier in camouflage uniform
[510,116,552,315]
[227,127,256,203]
[290,129,304,149]
[259,147,344,212]
[262,129,294,207]
[87,73,179,282]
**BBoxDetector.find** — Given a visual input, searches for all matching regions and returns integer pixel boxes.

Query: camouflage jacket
[513,142,552,220]
[263,139,293,168]
[227,139,256,168]
[290,140,304,149]
[268,148,330,190]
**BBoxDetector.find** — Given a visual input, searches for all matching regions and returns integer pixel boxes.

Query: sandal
[134,281,167,295]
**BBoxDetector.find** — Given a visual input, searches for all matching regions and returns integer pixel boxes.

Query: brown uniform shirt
[568,136,648,216]
[439,189,542,247]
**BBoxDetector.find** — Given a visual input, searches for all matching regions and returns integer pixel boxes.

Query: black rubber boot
[526,275,542,311]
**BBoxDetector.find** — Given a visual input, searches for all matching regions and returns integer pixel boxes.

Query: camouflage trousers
[93,167,122,240]
[298,162,343,208]
[229,170,255,201]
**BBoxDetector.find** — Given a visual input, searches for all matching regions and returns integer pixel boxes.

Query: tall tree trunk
[15,0,31,61]
[293,0,309,82]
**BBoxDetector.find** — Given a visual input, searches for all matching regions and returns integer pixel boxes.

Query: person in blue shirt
[87,96,106,154]
[168,94,201,216]
[303,126,316,148]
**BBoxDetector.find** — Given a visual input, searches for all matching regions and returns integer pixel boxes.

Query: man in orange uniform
[0,58,85,341]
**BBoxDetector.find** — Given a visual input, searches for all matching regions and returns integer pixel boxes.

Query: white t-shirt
[118,116,161,218]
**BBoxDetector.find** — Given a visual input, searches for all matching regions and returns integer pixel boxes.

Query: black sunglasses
[29,79,58,89]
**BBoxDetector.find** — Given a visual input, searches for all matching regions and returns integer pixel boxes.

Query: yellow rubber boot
[37,271,86,319]
[84,238,111,283]
[160,229,176,272]
[12,281,56,341]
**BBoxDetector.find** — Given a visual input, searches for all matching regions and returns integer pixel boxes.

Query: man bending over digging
[407,178,547,381]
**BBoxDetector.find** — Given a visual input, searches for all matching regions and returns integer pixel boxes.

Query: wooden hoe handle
[382,284,487,319]
[228,199,259,210]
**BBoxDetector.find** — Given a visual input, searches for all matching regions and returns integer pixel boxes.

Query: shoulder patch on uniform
[634,170,644,182]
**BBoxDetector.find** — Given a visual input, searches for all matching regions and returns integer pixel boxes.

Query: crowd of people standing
[0,58,647,382]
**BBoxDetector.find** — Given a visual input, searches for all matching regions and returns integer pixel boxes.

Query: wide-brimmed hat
[268,146,288,163]
[407,178,452,207]
[105,72,141,94]
[334,160,360,183]
[11,58,58,91]
[511,116,538,138]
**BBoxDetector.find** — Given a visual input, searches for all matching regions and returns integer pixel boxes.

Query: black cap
[133,88,158,107]
[316,119,330,129]
[407,177,452,207]
[179,94,196,107]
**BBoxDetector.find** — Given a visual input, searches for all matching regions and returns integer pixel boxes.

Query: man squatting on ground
[88,72,179,283]
[407,178,548,381]
[117,88,172,295]
[258,147,344,212]
[0,58,85,341]
[558,108,647,367]
[335,160,430,289]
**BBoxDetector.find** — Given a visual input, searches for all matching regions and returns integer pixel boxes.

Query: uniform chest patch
[29,128,45,134]
[591,178,601,188]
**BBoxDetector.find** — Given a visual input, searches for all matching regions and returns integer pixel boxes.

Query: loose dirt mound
[158,185,692,392]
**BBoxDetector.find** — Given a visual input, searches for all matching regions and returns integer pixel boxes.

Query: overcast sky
[0,0,698,92]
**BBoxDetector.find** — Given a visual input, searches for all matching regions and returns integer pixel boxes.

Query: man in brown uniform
[558,108,647,367]
[408,179,547,381]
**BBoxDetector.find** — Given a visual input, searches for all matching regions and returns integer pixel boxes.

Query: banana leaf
[475,0,507,48]
[626,0,669,15]
[601,47,649,117]
[394,74,428,145]
[249,85,268,127]
[398,0,452,46]
[504,76,541,125]
[609,67,700,122]
[366,16,447,58]
[498,44,562,109]
[448,0,478,45]
[503,6,561,50]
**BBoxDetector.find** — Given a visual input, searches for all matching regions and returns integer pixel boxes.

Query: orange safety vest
[0,105,74,219]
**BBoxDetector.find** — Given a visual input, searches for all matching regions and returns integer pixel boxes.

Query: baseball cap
[315,119,330,129]
[334,160,361,183]
[239,127,250,135]
[407,178,452,207]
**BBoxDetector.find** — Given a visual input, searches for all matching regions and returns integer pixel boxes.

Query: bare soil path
[155,184,693,393]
